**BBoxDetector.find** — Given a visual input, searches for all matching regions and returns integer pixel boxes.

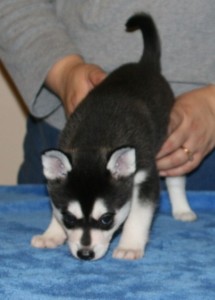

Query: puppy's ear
[42,150,72,180]
[107,147,136,179]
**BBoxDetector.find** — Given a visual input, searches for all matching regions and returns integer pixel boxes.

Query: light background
[0,63,27,185]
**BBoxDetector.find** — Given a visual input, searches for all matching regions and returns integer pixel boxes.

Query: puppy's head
[42,147,136,260]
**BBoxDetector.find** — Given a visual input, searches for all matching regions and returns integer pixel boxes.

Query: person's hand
[45,55,106,115]
[156,85,215,176]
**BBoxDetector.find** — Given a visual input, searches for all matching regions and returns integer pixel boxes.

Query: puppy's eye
[62,212,77,229]
[99,213,114,229]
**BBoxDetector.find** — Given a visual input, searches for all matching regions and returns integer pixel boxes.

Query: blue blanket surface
[0,185,214,300]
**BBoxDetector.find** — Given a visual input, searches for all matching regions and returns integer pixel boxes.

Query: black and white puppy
[31,13,197,260]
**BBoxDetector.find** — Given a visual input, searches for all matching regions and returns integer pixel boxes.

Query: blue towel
[0,185,214,300]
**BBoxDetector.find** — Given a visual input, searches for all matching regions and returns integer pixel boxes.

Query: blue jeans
[18,116,215,190]
[18,116,60,184]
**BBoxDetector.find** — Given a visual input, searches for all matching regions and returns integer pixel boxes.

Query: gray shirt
[0,0,214,129]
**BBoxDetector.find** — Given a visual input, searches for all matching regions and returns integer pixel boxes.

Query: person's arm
[0,1,104,118]
[156,85,215,176]
[45,54,106,116]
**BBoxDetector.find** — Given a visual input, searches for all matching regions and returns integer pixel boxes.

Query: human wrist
[45,54,84,99]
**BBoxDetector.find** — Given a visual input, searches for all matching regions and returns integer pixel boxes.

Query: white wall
[0,63,27,185]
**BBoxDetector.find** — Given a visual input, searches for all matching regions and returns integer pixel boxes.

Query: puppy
[31,13,197,260]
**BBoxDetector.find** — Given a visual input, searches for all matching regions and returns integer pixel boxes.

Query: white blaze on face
[88,198,131,259]
[88,170,148,258]
[67,198,131,260]
[67,201,83,219]
[57,169,149,260]
[91,199,108,220]
[88,199,110,258]
[54,201,84,259]
[67,228,84,258]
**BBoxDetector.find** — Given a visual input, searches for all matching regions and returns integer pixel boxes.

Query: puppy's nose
[77,249,95,260]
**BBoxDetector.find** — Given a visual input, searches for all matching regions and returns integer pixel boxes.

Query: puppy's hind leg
[31,213,67,249]
[166,176,197,221]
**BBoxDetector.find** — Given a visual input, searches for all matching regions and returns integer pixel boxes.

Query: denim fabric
[18,116,215,190]
[186,151,215,190]
[18,116,60,184]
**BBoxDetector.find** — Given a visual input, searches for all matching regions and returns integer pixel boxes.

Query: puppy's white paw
[173,210,197,222]
[113,248,144,260]
[31,234,66,249]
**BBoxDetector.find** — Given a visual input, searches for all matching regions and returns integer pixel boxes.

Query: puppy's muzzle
[77,248,95,260]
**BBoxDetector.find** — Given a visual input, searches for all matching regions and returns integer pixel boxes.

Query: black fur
[126,13,161,71]
[47,13,174,231]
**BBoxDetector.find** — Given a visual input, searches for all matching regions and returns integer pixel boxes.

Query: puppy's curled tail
[126,13,161,72]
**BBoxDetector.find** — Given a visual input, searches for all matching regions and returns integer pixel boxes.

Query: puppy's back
[60,13,174,157]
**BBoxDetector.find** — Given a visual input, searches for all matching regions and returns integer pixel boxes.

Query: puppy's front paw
[31,234,66,249]
[113,247,144,260]
[173,210,197,222]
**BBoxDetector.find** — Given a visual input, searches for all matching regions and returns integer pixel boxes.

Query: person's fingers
[157,112,189,159]
[157,142,196,170]
[157,85,215,176]
[66,84,90,115]
[65,66,106,116]
[159,151,202,177]
[89,68,106,87]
